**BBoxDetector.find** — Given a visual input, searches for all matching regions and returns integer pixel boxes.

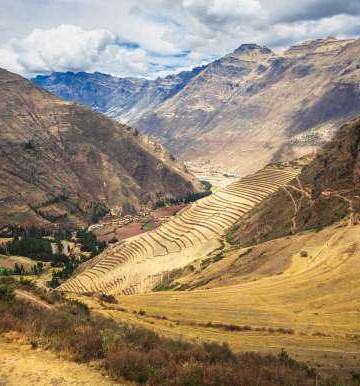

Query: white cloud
[0,0,359,78]
[0,24,173,77]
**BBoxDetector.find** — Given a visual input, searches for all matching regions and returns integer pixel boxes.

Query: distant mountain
[35,37,360,176]
[34,66,204,122]
[0,68,200,229]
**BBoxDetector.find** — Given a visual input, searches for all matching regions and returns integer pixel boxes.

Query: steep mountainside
[34,66,204,122]
[136,38,360,174]
[226,116,360,246]
[0,68,200,229]
[36,37,360,176]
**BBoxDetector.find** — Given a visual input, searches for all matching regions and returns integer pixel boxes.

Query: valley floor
[76,223,360,372]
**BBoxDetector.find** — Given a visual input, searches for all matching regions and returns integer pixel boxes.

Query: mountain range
[34,66,204,123]
[35,37,360,176]
[0,68,200,229]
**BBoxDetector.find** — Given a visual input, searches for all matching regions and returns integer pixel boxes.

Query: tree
[14,263,22,275]
[36,262,44,273]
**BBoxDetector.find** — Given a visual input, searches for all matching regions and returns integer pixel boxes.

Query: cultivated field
[0,255,46,271]
[60,166,299,295]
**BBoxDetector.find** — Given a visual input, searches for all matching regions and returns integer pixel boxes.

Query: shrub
[62,299,90,316]
[177,364,204,386]
[0,267,12,276]
[203,342,235,364]
[67,324,103,361]
[0,276,16,286]
[0,284,15,303]
[99,293,118,304]
[105,348,150,384]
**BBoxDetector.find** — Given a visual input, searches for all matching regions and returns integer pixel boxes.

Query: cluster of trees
[0,225,106,288]
[0,236,54,261]
[86,203,110,223]
[0,225,72,241]
[76,230,106,256]
[0,226,75,266]
[155,190,212,208]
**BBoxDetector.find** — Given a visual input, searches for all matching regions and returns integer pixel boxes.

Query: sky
[0,0,360,78]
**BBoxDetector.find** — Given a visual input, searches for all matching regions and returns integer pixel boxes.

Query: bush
[99,293,118,304]
[105,348,150,384]
[0,285,15,303]
[203,342,235,364]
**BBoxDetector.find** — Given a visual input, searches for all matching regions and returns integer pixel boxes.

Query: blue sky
[0,0,360,78]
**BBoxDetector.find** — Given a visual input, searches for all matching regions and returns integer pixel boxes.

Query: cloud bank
[0,0,359,78]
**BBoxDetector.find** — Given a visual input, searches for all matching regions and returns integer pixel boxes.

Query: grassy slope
[106,223,360,372]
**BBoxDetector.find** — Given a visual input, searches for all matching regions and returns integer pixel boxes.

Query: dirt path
[15,290,53,310]
[0,337,120,385]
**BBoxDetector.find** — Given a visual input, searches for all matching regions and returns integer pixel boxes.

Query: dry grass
[0,336,117,386]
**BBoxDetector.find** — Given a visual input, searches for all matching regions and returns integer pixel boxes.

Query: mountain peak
[234,43,273,55]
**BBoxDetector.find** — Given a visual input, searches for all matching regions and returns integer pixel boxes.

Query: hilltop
[0,68,200,229]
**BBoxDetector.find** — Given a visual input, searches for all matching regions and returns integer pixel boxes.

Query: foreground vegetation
[0,279,329,385]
